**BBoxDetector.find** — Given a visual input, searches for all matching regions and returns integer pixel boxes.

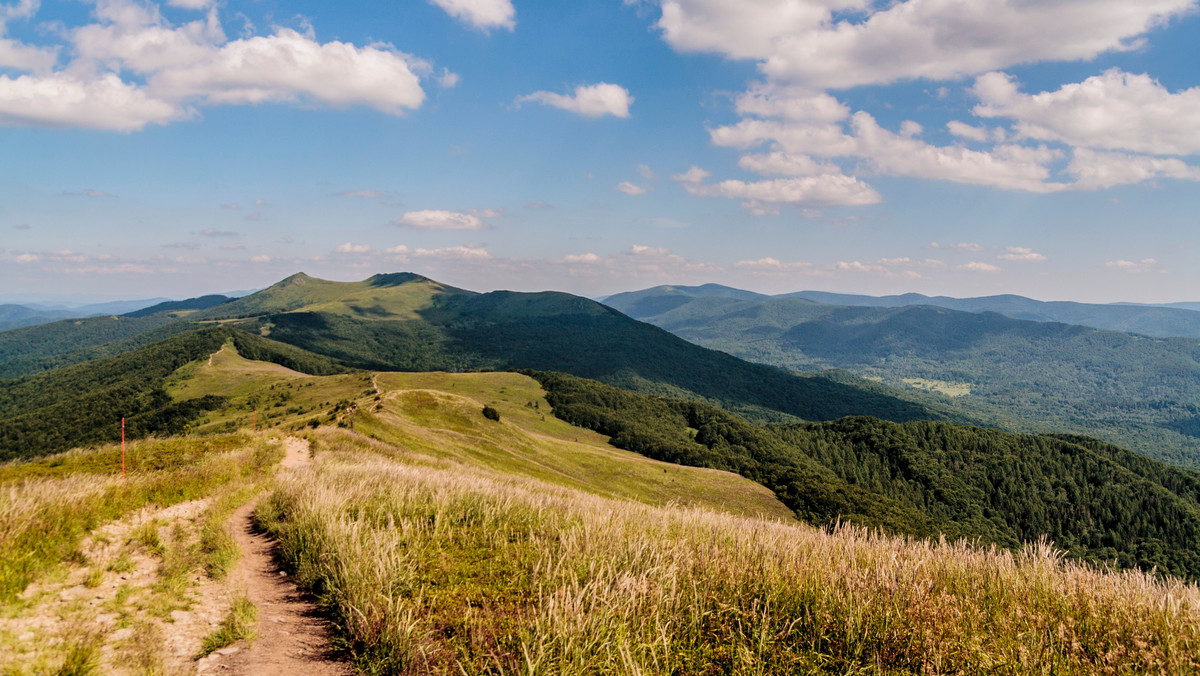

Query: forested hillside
[0,327,349,460]
[604,289,1200,467]
[533,371,1200,580]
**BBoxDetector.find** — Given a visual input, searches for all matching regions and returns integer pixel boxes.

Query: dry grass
[0,433,281,603]
[259,446,1200,675]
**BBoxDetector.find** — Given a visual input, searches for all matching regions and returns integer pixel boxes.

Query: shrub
[482,406,500,422]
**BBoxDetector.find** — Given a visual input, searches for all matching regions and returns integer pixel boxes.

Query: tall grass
[259,450,1200,675]
[0,433,281,602]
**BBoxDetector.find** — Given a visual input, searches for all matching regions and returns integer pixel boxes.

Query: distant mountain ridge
[603,285,1200,468]
[605,284,1200,339]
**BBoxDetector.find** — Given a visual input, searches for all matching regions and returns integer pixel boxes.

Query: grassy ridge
[258,445,1200,674]
[0,327,350,460]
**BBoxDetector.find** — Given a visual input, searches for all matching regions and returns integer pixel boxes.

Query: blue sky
[1,0,1198,303]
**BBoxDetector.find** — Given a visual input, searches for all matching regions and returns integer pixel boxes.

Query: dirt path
[197,438,351,675]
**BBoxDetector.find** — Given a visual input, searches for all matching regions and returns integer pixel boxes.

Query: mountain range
[604,284,1200,468]
[603,284,1200,339]
[5,271,1200,580]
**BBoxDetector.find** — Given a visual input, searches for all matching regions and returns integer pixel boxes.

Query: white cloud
[516,82,633,118]
[436,68,460,88]
[0,1,434,131]
[738,151,840,176]
[429,0,515,32]
[998,246,1046,262]
[637,163,659,179]
[949,242,983,252]
[672,166,711,183]
[959,261,1001,272]
[15,252,37,263]
[711,106,1067,193]
[1067,149,1200,190]
[679,173,882,209]
[250,254,270,262]
[385,244,409,255]
[651,0,1195,90]
[735,83,849,122]
[394,209,488,230]
[335,242,372,253]
[946,120,994,143]
[565,253,601,263]
[148,30,426,115]
[0,72,183,131]
[973,69,1200,156]
[615,181,650,195]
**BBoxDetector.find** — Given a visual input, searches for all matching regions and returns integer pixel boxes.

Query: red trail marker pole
[121,417,126,479]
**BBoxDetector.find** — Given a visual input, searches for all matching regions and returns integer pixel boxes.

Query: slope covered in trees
[0,327,349,460]
[533,371,1200,580]
[603,288,1200,467]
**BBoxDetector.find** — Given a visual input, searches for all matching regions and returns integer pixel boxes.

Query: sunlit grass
[0,433,281,602]
[259,447,1200,674]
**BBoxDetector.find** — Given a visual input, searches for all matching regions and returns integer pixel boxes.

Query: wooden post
[121,417,126,479]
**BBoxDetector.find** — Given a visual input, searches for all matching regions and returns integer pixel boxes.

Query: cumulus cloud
[516,82,633,118]
[1067,149,1200,190]
[393,209,488,230]
[998,246,1046,262]
[644,1,1199,197]
[615,181,650,195]
[429,0,515,32]
[650,0,1194,89]
[250,254,270,262]
[565,253,602,263]
[677,173,882,209]
[335,242,372,253]
[0,72,183,131]
[711,109,1067,193]
[973,70,1200,156]
[0,0,437,131]
[671,166,711,183]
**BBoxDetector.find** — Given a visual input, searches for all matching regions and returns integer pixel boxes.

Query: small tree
[482,406,500,422]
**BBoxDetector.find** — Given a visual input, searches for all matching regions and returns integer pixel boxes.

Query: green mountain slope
[0,327,349,460]
[200,273,948,425]
[534,371,1200,580]
[602,289,1200,467]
